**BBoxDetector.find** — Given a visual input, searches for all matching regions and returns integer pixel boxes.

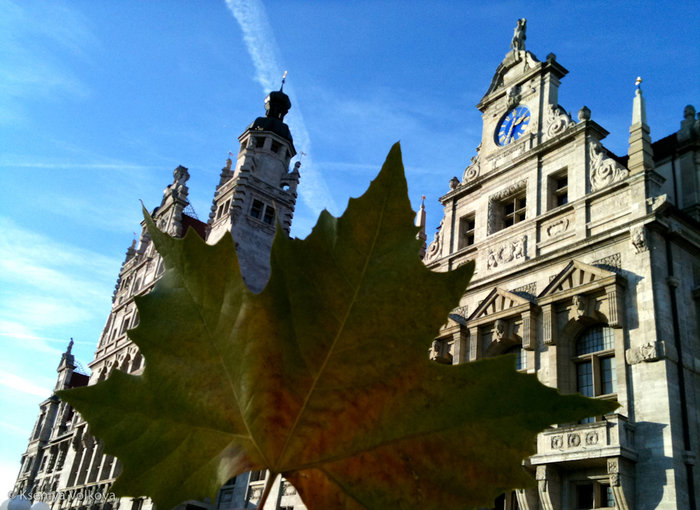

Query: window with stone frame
[249,469,267,482]
[216,198,232,221]
[487,180,527,235]
[574,480,615,509]
[457,213,476,250]
[574,325,617,423]
[250,199,275,225]
[501,192,527,229]
[493,490,520,509]
[549,169,569,209]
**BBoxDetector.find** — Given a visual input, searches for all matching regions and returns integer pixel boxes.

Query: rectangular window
[601,483,615,507]
[250,199,264,219]
[263,206,275,225]
[250,199,275,225]
[458,214,475,249]
[270,140,282,153]
[576,483,594,509]
[255,137,265,148]
[500,193,526,230]
[249,469,266,482]
[577,362,594,397]
[600,357,617,395]
[549,170,568,209]
[120,316,131,335]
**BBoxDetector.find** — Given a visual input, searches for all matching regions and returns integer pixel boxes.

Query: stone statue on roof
[511,18,527,51]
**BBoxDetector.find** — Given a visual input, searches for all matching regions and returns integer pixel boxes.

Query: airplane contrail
[225,0,337,216]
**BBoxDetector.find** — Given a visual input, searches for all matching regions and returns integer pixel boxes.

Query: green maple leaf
[59,143,616,509]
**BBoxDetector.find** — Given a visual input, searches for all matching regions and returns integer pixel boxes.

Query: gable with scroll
[538,260,625,346]
[466,288,539,364]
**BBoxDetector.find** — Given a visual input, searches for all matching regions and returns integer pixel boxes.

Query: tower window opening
[458,214,476,249]
[270,140,281,153]
[255,137,265,148]
[263,206,275,225]
[250,199,264,219]
[250,199,275,225]
[549,170,569,209]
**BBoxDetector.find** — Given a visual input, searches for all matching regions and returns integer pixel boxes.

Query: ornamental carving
[567,433,581,447]
[462,152,481,183]
[551,435,563,449]
[585,431,599,445]
[589,141,629,191]
[511,282,536,300]
[543,105,573,140]
[631,226,648,253]
[425,218,444,262]
[487,236,527,269]
[593,253,622,272]
[625,341,665,364]
[546,218,570,238]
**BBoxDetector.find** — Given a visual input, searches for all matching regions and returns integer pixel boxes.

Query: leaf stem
[258,471,279,509]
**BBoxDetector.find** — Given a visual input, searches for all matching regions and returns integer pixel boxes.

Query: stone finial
[415,195,427,258]
[449,176,460,190]
[632,77,648,125]
[628,77,654,174]
[510,18,527,52]
[578,105,591,121]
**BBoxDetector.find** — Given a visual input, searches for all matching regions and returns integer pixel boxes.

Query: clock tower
[476,25,570,167]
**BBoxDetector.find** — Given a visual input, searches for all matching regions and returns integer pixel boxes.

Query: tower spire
[627,76,654,175]
[280,70,287,91]
[416,195,427,259]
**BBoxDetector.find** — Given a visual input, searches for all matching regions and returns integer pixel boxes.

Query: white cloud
[0,370,53,399]
[0,1,98,125]
[225,0,337,216]
[0,218,118,354]
[0,458,21,500]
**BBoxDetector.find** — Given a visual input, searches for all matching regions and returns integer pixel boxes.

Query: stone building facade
[11,21,700,510]
[11,86,304,510]
[422,27,700,510]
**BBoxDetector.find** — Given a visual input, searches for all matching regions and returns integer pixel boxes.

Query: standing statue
[511,18,527,51]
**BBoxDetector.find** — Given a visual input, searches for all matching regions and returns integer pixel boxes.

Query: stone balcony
[530,414,636,465]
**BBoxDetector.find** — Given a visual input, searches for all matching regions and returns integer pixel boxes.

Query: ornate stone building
[11,21,700,510]
[423,24,700,510]
[11,85,303,510]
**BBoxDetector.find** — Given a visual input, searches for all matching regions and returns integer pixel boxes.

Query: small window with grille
[502,193,526,229]
[458,214,476,249]
[549,170,568,209]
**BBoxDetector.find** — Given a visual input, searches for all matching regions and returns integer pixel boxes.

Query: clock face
[496,106,531,146]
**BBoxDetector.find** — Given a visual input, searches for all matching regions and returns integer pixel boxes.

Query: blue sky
[1,0,698,497]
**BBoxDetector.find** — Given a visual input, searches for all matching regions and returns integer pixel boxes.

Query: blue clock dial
[496,106,531,146]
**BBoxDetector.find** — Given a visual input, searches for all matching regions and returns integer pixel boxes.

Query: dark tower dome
[249,87,294,144]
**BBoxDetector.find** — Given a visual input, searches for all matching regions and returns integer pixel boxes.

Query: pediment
[482,50,541,99]
[468,287,532,322]
[539,260,618,299]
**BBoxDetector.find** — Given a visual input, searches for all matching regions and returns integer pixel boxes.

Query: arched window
[574,326,616,399]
